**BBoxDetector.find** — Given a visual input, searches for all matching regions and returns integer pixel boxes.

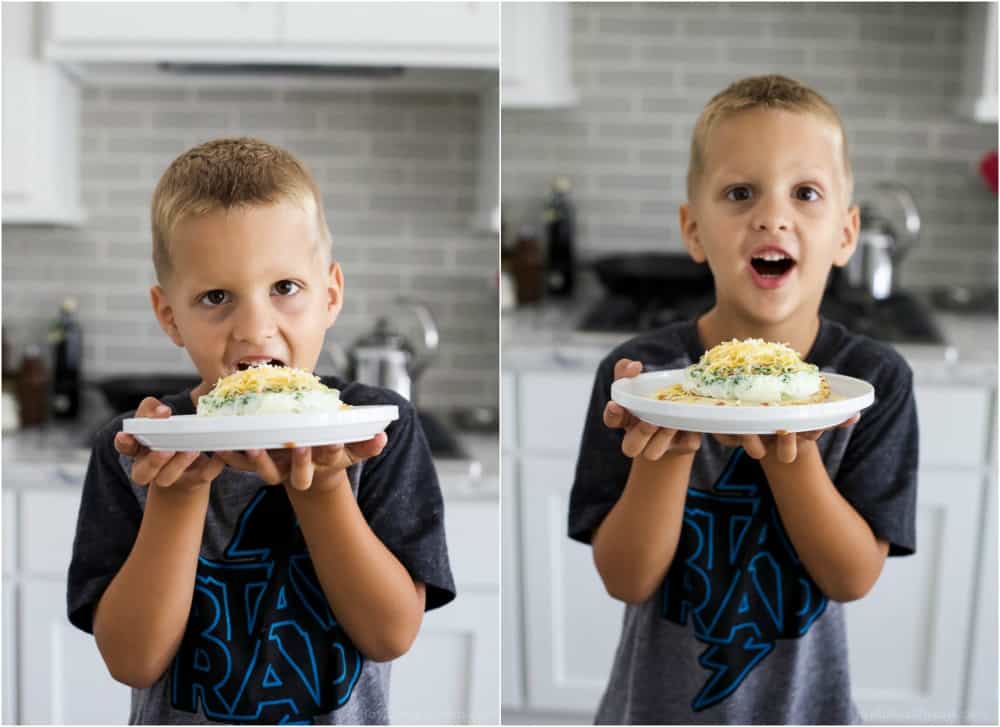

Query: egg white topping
[196,364,344,416]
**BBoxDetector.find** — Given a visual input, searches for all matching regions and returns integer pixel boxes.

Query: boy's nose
[752,201,791,232]
[232,302,277,344]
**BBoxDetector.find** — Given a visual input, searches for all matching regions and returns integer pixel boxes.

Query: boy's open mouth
[236,358,286,371]
[750,252,796,278]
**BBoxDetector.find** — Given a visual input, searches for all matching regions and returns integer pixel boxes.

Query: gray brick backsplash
[503,2,997,291]
[4,79,498,410]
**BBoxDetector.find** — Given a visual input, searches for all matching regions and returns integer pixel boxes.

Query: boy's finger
[603,402,625,428]
[215,450,255,471]
[621,420,656,458]
[288,447,314,491]
[135,397,170,418]
[741,436,768,460]
[643,428,677,461]
[114,432,140,457]
[775,432,797,463]
[247,449,285,485]
[192,453,225,483]
[346,432,387,462]
[131,450,175,484]
[152,451,201,487]
[838,413,861,428]
[713,433,740,448]
[613,358,642,381]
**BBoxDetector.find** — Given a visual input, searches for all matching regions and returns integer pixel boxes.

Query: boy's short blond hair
[687,75,853,202]
[151,137,331,283]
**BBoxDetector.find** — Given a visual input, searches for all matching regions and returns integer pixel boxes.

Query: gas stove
[578,290,946,346]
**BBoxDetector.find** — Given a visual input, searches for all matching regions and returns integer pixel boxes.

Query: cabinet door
[501,455,523,709]
[846,471,981,724]
[520,456,622,713]
[1,60,39,210]
[3,582,16,725]
[501,3,576,107]
[390,591,499,724]
[21,580,131,724]
[517,371,593,456]
[965,473,998,725]
[46,2,280,44]
[282,2,497,68]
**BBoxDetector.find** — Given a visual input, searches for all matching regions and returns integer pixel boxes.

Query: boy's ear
[832,204,861,267]
[679,202,707,263]
[325,262,344,328]
[149,285,185,347]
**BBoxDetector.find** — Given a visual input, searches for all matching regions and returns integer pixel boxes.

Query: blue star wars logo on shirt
[660,448,828,712]
[170,487,363,724]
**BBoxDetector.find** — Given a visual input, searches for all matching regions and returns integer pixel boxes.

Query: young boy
[67,137,455,724]
[569,76,917,724]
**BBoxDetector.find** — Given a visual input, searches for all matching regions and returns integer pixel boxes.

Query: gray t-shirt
[68,378,456,725]
[569,319,918,725]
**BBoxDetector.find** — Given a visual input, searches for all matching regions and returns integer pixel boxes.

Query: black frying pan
[591,253,714,305]
[97,375,201,414]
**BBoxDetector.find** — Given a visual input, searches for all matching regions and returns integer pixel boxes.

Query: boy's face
[150,200,342,396]
[680,108,859,329]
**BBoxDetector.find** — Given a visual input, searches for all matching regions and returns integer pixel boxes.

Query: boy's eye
[200,290,229,306]
[796,186,821,201]
[273,280,301,296]
[726,186,752,202]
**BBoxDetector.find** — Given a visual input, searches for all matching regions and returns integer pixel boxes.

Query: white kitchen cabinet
[391,591,498,725]
[965,456,998,724]
[1,3,83,226]
[45,2,280,46]
[959,1,998,123]
[846,471,981,724]
[501,454,523,710]
[283,3,497,69]
[517,371,592,456]
[3,581,16,725]
[520,455,623,712]
[386,499,500,724]
[501,3,577,108]
[44,2,498,69]
[20,579,131,725]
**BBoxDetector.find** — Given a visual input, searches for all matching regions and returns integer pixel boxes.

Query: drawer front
[22,490,82,577]
[518,371,594,456]
[916,385,992,468]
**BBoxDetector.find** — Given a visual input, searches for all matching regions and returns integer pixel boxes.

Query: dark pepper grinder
[16,344,49,428]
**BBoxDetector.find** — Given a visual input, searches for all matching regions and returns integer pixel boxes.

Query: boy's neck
[696,307,821,360]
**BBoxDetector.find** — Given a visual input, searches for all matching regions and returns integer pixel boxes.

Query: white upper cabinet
[959,1,998,123]
[501,3,577,108]
[44,2,499,69]
[45,2,280,48]
[2,3,83,227]
[283,3,497,68]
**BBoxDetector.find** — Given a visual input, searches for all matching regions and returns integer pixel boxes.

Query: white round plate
[123,405,399,452]
[611,371,874,435]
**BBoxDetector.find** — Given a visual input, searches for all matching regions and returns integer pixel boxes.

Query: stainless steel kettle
[844,182,921,301]
[330,298,439,403]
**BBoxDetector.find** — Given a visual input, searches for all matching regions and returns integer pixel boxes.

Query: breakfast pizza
[196,364,350,416]
[654,338,832,407]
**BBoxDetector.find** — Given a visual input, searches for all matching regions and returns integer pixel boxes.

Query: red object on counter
[979,149,998,196]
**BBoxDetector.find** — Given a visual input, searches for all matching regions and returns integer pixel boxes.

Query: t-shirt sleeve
[833,354,918,557]
[356,395,456,611]
[568,355,634,545]
[67,418,143,633]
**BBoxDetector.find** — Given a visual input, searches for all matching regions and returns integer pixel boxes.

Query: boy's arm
[592,451,695,604]
[760,440,889,602]
[286,473,426,662]
[91,398,225,689]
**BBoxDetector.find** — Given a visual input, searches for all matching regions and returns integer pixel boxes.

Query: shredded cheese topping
[697,338,812,375]
[208,364,329,400]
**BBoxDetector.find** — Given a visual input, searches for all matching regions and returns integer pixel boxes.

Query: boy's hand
[215,432,388,493]
[113,397,224,491]
[604,358,702,460]
[713,414,861,463]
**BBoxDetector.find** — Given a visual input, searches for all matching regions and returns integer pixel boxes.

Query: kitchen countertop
[503,299,998,386]
[2,403,498,503]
